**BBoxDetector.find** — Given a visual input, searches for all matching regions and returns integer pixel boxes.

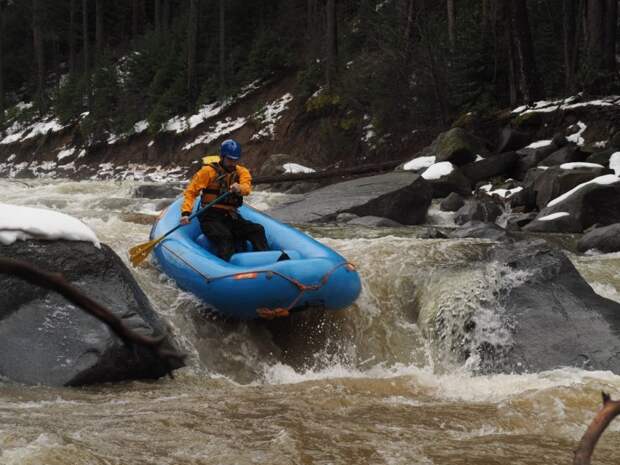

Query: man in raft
[180,139,269,261]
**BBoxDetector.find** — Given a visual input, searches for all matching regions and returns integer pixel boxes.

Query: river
[1,178,620,465]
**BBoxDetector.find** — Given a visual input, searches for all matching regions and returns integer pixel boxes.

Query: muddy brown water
[1,179,620,465]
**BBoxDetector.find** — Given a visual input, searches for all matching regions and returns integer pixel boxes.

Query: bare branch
[574,392,620,465]
[0,257,185,377]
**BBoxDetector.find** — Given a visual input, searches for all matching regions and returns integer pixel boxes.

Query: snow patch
[251,93,294,141]
[566,121,587,146]
[56,147,76,161]
[0,203,100,247]
[610,152,620,175]
[539,212,570,222]
[422,162,454,180]
[1,118,66,145]
[403,156,436,171]
[512,95,620,115]
[559,162,604,170]
[182,117,247,151]
[547,174,620,207]
[525,139,553,149]
[283,163,315,174]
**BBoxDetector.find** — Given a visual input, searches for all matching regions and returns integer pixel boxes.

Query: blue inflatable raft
[150,198,361,319]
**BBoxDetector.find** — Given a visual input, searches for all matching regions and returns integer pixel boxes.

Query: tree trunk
[132,0,139,37]
[503,1,519,105]
[563,0,581,93]
[447,0,455,50]
[95,0,104,53]
[0,0,4,120]
[32,0,45,112]
[306,0,319,64]
[154,0,161,35]
[82,0,90,105]
[585,0,605,68]
[219,0,225,98]
[325,0,337,91]
[69,0,76,74]
[510,0,543,103]
[603,0,617,71]
[162,0,170,33]
[187,0,198,101]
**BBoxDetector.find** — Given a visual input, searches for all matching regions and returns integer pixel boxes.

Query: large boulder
[0,240,183,386]
[434,128,487,166]
[577,223,620,253]
[524,174,620,233]
[267,172,433,225]
[539,145,587,166]
[496,127,533,153]
[511,143,558,180]
[454,200,503,226]
[424,240,620,374]
[529,164,610,210]
[422,163,472,198]
[461,151,518,183]
[133,183,184,199]
[476,240,620,373]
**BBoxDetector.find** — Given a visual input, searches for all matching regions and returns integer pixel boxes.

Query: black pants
[199,208,268,261]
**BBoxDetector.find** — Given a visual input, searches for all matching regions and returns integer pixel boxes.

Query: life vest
[200,162,243,210]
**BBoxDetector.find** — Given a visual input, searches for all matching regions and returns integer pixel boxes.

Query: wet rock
[539,145,587,166]
[577,223,620,253]
[434,128,487,166]
[425,165,472,198]
[440,192,465,212]
[347,216,403,227]
[0,240,183,386]
[267,172,433,225]
[524,175,620,233]
[133,183,183,199]
[586,148,615,166]
[477,240,620,374]
[511,143,558,180]
[454,200,503,226]
[529,164,611,210]
[497,127,532,153]
[504,212,538,231]
[461,151,518,183]
[449,221,507,241]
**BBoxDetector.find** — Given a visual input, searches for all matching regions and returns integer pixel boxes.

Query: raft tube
[150,198,361,319]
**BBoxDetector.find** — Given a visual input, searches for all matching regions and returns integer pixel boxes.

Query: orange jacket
[181,163,252,214]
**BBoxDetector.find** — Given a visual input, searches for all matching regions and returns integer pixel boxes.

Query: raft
[150,197,362,319]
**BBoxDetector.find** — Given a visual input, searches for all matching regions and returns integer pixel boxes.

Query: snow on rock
[560,162,605,170]
[547,174,620,208]
[403,156,436,171]
[1,118,66,145]
[524,139,553,149]
[283,163,315,174]
[0,203,100,247]
[512,95,620,114]
[57,147,76,161]
[480,184,523,198]
[183,117,247,151]
[566,121,587,146]
[421,161,454,180]
[539,212,570,222]
[610,152,620,175]
[251,93,294,141]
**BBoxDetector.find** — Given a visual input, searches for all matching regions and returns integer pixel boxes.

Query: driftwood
[253,160,404,184]
[574,392,620,465]
[0,257,185,377]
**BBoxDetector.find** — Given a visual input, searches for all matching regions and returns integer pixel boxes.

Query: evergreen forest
[2,0,620,156]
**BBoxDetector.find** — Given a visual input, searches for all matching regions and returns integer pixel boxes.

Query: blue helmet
[220,139,242,160]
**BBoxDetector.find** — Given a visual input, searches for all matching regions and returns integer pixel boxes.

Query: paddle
[129,191,231,267]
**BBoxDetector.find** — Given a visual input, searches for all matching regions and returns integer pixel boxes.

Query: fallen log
[574,392,620,465]
[253,160,405,184]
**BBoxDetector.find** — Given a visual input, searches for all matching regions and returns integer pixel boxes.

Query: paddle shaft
[160,191,232,241]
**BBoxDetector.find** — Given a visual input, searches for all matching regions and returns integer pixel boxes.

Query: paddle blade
[128,238,160,267]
